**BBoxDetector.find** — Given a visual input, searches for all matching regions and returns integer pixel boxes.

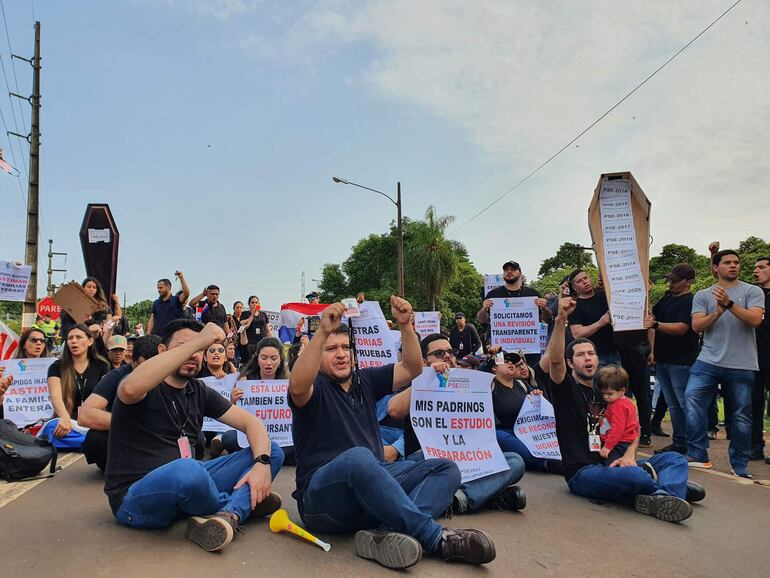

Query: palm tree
[405,206,460,310]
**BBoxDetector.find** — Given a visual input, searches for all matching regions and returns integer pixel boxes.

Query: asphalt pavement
[2,437,768,578]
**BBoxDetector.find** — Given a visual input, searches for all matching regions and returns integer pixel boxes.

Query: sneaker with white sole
[354,530,422,569]
[634,494,693,523]
[687,457,714,469]
[186,512,237,551]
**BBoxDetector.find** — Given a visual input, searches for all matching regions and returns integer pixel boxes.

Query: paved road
[2,446,768,577]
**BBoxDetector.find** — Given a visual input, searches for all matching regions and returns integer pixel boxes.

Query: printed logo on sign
[17,359,27,372]
[436,372,448,388]
[503,299,513,308]
[446,376,471,391]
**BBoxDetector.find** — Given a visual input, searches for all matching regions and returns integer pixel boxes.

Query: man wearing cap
[477,260,550,323]
[306,292,320,304]
[449,313,482,358]
[645,264,700,455]
[107,335,129,370]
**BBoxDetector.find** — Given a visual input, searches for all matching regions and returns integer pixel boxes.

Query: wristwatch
[253,454,271,466]
[652,321,660,330]
[725,300,735,310]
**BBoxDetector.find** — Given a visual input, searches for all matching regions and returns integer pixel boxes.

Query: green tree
[649,243,709,283]
[737,236,770,282]
[405,206,459,310]
[531,266,599,296]
[123,299,153,330]
[318,263,349,303]
[538,242,594,277]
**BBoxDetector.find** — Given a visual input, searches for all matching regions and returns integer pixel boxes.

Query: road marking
[0,453,84,509]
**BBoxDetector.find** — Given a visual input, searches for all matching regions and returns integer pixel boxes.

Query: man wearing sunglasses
[289,297,496,569]
[388,334,527,515]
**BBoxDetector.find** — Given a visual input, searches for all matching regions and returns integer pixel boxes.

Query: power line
[448,0,744,237]
[1,0,29,135]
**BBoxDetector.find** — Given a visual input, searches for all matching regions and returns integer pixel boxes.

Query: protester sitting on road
[388,334,527,514]
[539,296,703,523]
[198,341,237,380]
[107,335,129,369]
[79,335,162,470]
[0,328,52,420]
[377,391,406,463]
[493,351,563,474]
[225,339,238,371]
[289,298,495,569]
[596,366,641,465]
[46,323,110,439]
[685,249,765,478]
[104,319,284,552]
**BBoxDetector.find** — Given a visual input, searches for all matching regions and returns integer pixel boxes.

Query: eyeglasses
[208,346,225,354]
[28,337,46,344]
[427,348,455,359]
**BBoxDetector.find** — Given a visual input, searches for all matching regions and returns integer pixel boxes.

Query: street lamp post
[332,177,404,297]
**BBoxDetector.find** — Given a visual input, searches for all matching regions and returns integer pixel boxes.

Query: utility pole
[11,22,41,329]
[396,182,404,298]
[46,239,67,295]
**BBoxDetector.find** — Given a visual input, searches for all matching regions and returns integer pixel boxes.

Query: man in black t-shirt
[449,312,481,357]
[190,285,228,329]
[104,319,284,553]
[476,260,551,326]
[80,334,162,470]
[148,272,190,336]
[645,264,700,455]
[540,296,699,523]
[752,257,770,462]
[567,269,619,366]
[289,298,495,569]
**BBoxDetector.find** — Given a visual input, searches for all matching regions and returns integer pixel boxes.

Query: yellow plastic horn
[269,509,331,552]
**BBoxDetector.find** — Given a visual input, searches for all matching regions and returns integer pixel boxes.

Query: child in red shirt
[597,366,639,465]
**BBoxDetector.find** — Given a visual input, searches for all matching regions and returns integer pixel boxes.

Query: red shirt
[599,397,639,451]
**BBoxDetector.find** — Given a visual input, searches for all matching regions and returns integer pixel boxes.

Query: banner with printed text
[200,373,238,433]
[414,311,441,339]
[0,260,32,302]
[513,394,561,459]
[483,273,505,298]
[409,367,509,482]
[237,379,293,447]
[1,357,55,426]
[349,301,399,369]
[489,297,540,354]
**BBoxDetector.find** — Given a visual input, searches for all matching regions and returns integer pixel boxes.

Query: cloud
[232,0,770,271]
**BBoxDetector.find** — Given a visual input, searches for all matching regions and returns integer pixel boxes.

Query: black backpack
[0,419,58,481]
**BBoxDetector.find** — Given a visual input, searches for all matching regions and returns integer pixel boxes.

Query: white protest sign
[414,311,441,339]
[599,179,646,331]
[489,297,540,354]
[539,322,549,354]
[350,301,398,368]
[200,373,238,433]
[237,379,293,447]
[390,329,402,352]
[409,367,509,483]
[87,228,111,243]
[1,357,55,426]
[262,310,281,336]
[483,273,505,297]
[513,394,561,459]
[0,260,33,302]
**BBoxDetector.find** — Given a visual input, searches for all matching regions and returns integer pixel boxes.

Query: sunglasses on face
[28,337,46,344]
[208,346,225,354]
[427,348,455,359]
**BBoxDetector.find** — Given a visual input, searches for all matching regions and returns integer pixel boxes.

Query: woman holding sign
[211,337,289,458]
[0,328,52,421]
[493,352,562,473]
[46,323,110,440]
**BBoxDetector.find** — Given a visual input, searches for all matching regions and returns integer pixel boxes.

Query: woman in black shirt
[47,323,110,438]
[493,352,561,473]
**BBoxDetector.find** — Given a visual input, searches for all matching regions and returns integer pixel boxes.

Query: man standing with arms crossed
[685,250,765,477]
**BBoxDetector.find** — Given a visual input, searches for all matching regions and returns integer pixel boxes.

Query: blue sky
[1,1,768,311]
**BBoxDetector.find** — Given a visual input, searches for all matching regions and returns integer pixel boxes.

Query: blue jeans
[567,452,688,503]
[299,447,459,553]
[495,428,549,471]
[221,430,241,453]
[655,363,691,449]
[407,449,524,511]
[685,360,755,468]
[115,443,284,528]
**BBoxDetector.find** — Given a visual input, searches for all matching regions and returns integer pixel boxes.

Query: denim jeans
[116,443,284,528]
[407,449,524,511]
[685,360,755,469]
[655,363,691,449]
[300,447,459,553]
[379,425,405,460]
[221,430,241,453]
[495,428,548,471]
[567,451,688,503]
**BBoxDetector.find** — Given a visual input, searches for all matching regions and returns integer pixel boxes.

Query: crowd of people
[0,243,768,570]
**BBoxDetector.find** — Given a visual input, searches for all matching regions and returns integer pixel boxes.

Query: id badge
[177,436,192,459]
[588,434,601,452]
